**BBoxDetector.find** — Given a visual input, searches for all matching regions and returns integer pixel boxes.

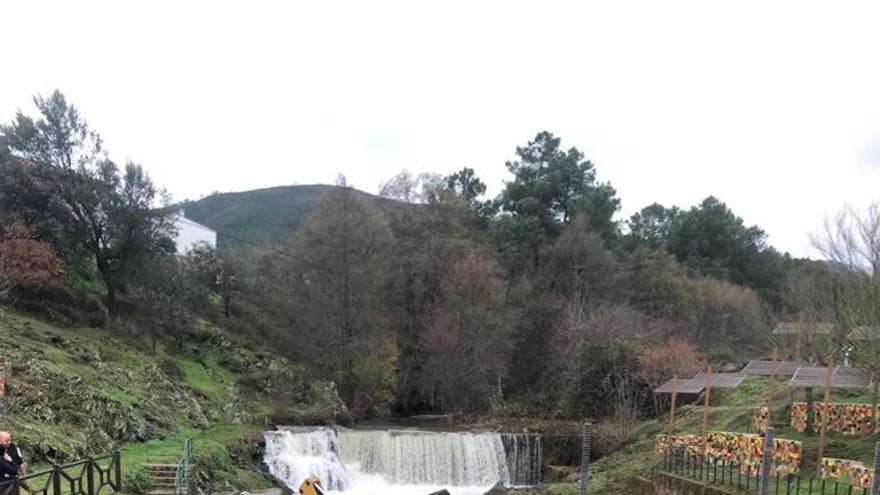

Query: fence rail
[655,449,867,495]
[0,452,121,495]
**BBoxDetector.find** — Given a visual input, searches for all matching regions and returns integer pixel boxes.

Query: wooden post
[872,378,879,435]
[115,451,123,492]
[871,441,880,495]
[86,457,95,495]
[766,347,779,429]
[816,359,834,475]
[795,311,804,362]
[52,464,61,495]
[668,375,679,444]
[701,366,712,455]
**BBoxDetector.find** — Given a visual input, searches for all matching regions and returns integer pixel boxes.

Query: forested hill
[181,184,383,249]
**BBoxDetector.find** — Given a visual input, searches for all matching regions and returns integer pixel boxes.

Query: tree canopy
[0,91,173,315]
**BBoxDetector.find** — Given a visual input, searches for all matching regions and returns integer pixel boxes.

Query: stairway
[144,463,182,495]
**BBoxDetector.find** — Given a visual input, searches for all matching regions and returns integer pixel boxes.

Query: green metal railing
[173,438,192,495]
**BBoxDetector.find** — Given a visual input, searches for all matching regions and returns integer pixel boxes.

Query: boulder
[482,481,510,495]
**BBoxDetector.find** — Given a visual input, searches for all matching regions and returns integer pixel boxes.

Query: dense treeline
[2,91,875,431]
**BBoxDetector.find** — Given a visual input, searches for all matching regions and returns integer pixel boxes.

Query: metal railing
[173,438,192,495]
[655,449,868,495]
[0,452,121,495]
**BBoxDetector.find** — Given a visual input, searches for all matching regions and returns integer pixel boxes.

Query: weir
[264,427,542,494]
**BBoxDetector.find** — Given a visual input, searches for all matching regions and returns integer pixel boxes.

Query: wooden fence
[0,452,121,495]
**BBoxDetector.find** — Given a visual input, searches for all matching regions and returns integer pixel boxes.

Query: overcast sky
[2,1,879,257]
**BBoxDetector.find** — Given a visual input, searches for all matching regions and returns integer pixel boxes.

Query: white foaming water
[264,427,353,491]
[264,427,542,495]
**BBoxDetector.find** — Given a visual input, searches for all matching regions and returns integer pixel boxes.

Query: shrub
[0,223,63,288]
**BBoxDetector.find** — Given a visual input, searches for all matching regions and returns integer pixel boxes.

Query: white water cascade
[264,427,542,495]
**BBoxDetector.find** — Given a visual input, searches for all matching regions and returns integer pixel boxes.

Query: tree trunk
[223,294,231,317]
[105,280,117,317]
[805,386,815,434]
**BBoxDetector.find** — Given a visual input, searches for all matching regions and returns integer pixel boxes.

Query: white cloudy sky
[1,1,879,257]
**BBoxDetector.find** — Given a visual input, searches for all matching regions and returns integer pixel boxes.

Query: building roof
[771,322,835,335]
[848,326,880,341]
[788,366,871,390]
[740,360,806,377]
[653,377,705,395]
[690,372,746,389]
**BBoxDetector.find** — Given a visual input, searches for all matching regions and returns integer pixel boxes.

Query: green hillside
[0,310,346,493]
[181,184,383,249]
[568,377,880,494]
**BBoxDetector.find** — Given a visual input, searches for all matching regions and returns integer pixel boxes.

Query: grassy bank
[586,376,880,493]
[0,310,338,493]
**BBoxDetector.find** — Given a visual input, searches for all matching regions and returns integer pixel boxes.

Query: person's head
[0,432,11,447]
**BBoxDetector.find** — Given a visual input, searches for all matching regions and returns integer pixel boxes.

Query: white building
[172,210,216,254]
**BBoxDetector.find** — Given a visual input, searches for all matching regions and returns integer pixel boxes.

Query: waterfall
[264,427,353,491]
[500,434,542,486]
[264,427,542,494]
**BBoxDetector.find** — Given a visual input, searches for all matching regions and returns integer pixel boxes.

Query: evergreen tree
[0,91,173,315]
[495,131,619,274]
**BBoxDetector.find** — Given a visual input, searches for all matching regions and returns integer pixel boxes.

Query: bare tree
[425,249,518,412]
[811,202,880,277]
[809,202,880,432]
[379,170,420,204]
[554,301,656,426]
[379,170,449,204]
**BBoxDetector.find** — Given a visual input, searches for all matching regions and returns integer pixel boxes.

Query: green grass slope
[0,310,345,493]
[581,376,880,494]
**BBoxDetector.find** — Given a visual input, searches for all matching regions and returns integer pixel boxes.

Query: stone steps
[143,463,187,495]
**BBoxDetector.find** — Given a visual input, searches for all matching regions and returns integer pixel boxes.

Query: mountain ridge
[180,184,382,250]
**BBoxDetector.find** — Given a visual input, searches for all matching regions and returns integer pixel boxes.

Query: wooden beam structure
[668,375,678,444]
[816,359,834,476]
[701,366,712,455]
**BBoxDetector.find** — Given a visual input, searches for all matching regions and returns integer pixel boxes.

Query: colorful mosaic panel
[655,431,801,476]
[752,406,769,432]
[821,458,875,488]
[790,402,880,435]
